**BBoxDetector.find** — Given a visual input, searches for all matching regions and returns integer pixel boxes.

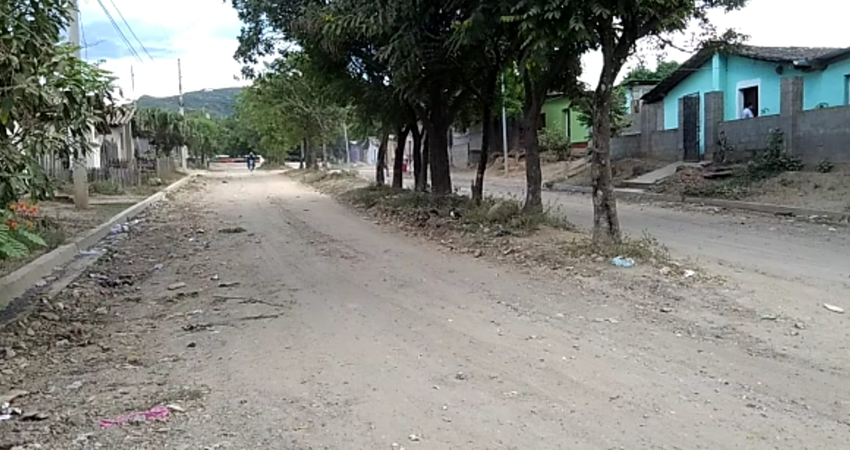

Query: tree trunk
[393,127,410,189]
[299,139,306,169]
[421,133,430,192]
[376,133,388,186]
[426,89,452,195]
[591,68,621,244]
[472,103,493,205]
[411,125,424,192]
[305,136,318,170]
[520,96,543,213]
[322,141,328,168]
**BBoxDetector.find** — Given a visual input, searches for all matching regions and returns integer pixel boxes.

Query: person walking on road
[247,152,257,172]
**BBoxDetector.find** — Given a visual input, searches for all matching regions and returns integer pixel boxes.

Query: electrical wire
[94,0,143,63]
[107,0,155,61]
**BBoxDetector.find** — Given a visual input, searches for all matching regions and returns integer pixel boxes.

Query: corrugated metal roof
[107,104,136,127]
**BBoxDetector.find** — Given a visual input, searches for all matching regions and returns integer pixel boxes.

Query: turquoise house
[642,45,850,155]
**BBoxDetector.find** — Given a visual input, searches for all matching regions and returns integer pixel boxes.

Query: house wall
[717,114,783,154]
[663,60,714,130]
[541,97,590,144]
[804,58,850,109]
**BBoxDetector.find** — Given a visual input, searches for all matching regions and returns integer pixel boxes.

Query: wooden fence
[48,157,177,189]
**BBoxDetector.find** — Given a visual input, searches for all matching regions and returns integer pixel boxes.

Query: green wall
[540,97,590,144]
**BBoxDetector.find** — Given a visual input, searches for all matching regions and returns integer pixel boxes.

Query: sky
[79,0,850,99]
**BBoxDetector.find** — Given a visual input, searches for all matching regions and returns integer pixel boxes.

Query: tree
[508,1,589,213]
[1,0,116,206]
[580,0,747,244]
[133,109,187,156]
[623,60,681,83]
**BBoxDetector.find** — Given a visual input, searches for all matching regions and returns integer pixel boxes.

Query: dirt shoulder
[1,172,848,449]
[653,164,850,213]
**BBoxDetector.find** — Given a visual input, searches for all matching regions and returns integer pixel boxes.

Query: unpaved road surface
[2,171,849,449]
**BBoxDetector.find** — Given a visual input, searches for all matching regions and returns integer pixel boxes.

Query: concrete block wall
[796,105,850,164]
[611,134,641,159]
[613,76,850,165]
[648,130,680,161]
[717,115,783,156]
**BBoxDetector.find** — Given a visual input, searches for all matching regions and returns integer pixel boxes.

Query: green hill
[136,87,243,117]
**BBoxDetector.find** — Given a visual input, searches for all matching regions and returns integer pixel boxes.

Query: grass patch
[90,180,125,196]
[561,232,670,264]
[342,185,573,237]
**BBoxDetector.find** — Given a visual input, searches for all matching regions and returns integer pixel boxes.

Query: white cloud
[80,0,849,98]
[79,0,247,98]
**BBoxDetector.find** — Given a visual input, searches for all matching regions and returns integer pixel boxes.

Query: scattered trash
[794,322,806,330]
[154,264,164,271]
[110,223,131,235]
[218,281,240,288]
[182,323,212,332]
[760,314,778,321]
[210,274,220,281]
[165,404,186,413]
[683,270,697,279]
[660,307,674,313]
[99,406,170,428]
[21,411,49,421]
[66,381,84,391]
[34,279,47,288]
[218,226,247,234]
[167,282,187,291]
[659,266,672,276]
[455,372,468,381]
[611,257,635,268]
[79,249,104,256]
[1,390,28,405]
[408,434,421,442]
[187,342,197,348]
[824,303,845,314]
[828,227,838,232]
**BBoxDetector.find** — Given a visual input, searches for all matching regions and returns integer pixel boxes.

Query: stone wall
[648,130,679,161]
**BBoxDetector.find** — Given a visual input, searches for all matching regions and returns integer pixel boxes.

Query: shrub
[0,202,47,259]
[748,129,802,179]
[816,159,835,174]
[90,181,124,196]
[538,127,572,161]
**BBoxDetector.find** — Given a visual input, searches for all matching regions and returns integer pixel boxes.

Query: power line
[94,0,143,63]
[107,0,155,61]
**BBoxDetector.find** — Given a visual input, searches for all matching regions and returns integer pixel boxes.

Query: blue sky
[78,0,848,99]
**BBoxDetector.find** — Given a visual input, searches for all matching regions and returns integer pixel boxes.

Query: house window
[562,108,571,139]
[737,79,761,118]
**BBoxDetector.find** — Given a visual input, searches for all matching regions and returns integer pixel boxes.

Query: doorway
[737,80,761,118]
[682,94,701,162]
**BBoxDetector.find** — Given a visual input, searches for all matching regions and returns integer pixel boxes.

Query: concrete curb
[0,174,198,309]
[547,183,850,222]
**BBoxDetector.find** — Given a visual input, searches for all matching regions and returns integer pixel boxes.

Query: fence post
[703,91,725,162]
[780,77,804,157]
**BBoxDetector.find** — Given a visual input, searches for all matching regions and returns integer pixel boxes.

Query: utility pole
[177,59,187,170]
[69,0,89,209]
[501,73,509,177]
[343,122,351,165]
[131,65,136,100]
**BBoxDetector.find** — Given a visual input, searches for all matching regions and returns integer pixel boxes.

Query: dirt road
[355,166,850,353]
[3,172,848,449]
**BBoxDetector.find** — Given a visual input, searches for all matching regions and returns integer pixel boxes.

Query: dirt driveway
[2,172,848,449]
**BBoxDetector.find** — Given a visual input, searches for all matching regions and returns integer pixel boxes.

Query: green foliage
[133,108,188,156]
[816,159,835,174]
[89,181,124,196]
[623,60,681,83]
[1,0,117,207]
[538,127,572,161]
[748,129,803,179]
[136,88,243,117]
[0,206,46,260]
